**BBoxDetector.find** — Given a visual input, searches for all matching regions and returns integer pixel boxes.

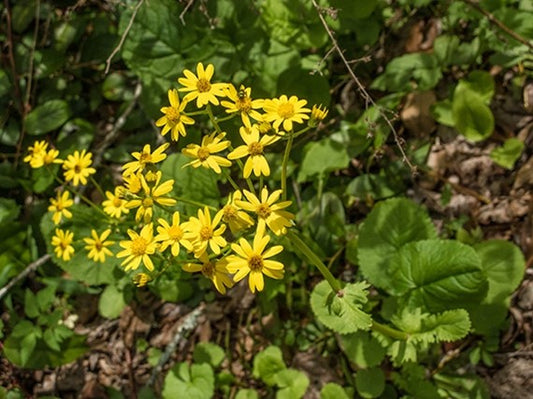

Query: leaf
[357,198,437,290]
[490,138,524,169]
[0,198,20,225]
[310,280,372,334]
[433,373,490,399]
[389,240,488,312]
[339,331,386,368]
[98,284,126,319]
[274,369,310,399]
[162,362,215,399]
[320,383,350,399]
[24,289,39,318]
[297,138,350,182]
[236,389,259,399]
[452,83,494,142]
[252,346,286,386]
[277,67,331,109]
[355,367,385,398]
[25,100,71,136]
[431,100,454,127]
[462,71,495,103]
[193,342,225,368]
[345,173,402,201]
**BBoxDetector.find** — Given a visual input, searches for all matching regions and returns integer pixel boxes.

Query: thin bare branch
[0,254,51,301]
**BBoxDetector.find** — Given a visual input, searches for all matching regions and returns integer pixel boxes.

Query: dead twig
[179,0,196,25]
[104,0,145,75]
[0,254,51,301]
[311,0,416,174]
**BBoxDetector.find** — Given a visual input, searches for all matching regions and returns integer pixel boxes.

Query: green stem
[206,105,222,134]
[174,196,217,211]
[90,175,105,197]
[291,126,311,139]
[371,320,408,340]
[281,133,294,201]
[286,230,341,292]
[222,169,240,192]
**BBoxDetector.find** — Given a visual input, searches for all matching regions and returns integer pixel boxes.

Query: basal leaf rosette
[357,198,437,290]
[310,280,372,334]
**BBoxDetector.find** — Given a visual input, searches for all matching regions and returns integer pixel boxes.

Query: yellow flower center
[74,164,82,173]
[131,237,148,256]
[197,78,211,93]
[248,255,264,271]
[247,142,263,156]
[94,241,103,251]
[238,97,252,112]
[200,226,213,241]
[278,102,295,119]
[60,241,69,250]
[43,153,55,164]
[113,197,123,207]
[143,197,154,207]
[165,107,180,122]
[168,225,183,241]
[197,147,211,161]
[201,261,215,278]
[139,152,151,164]
[256,203,271,219]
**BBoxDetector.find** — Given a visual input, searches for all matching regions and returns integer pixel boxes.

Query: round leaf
[339,331,386,368]
[452,84,494,142]
[25,100,71,135]
[355,368,385,398]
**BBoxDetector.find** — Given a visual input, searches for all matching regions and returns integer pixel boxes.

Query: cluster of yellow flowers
[25,63,328,294]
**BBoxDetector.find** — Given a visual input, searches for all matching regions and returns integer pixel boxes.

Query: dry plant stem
[311,0,416,173]
[460,0,533,50]
[147,303,205,387]
[179,0,196,25]
[104,0,145,74]
[0,254,51,301]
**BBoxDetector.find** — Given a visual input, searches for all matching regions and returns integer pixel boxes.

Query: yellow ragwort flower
[178,62,227,108]
[48,190,74,225]
[227,125,280,178]
[102,187,130,218]
[262,95,310,132]
[117,224,158,271]
[83,229,114,263]
[122,143,169,177]
[182,132,232,174]
[122,173,142,195]
[155,211,193,256]
[184,206,227,258]
[221,191,254,235]
[126,171,177,223]
[226,223,284,293]
[133,273,152,287]
[24,140,48,167]
[62,149,96,186]
[52,228,75,261]
[309,104,329,127]
[236,188,294,236]
[182,254,234,295]
[155,89,194,141]
[221,84,264,128]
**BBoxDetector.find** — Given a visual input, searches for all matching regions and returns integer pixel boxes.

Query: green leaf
[25,100,71,136]
[345,173,402,201]
[371,53,442,92]
[253,346,286,386]
[490,138,524,169]
[235,389,259,399]
[330,0,377,19]
[310,280,372,334]
[277,67,331,108]
[462,71,495,103]
[452,84,494,142]
[433,373,490,399]
[0,198,20,225]
[24,289,39,318]
[274,369,309,399]
[389,240,488,312]
[320,383,350,399]
[297,138,350,182]
[431,100,454,127]
[433,35,480,66]
[355,368,385,398]
[98,284,127,319]
[193,342,225,368]
[339,331,386,368]
[357,198,437,290]
[160,153,220,214]
[162,362,215,399]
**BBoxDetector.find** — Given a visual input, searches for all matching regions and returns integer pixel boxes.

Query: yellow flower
[227,125,280,178]
[117,224,158,271]
[236,188,294,236]
[24,140,48,167]
[309,104,329,127]
[221,191,254,235]
[155,211,193,256]
[62,150,96,186]
[126,171,177,223]
[83,229,114,263]
[51,229,75,261]
[184,206,227,258]
[133,273,152,287]
[48,190,74,225]
[226,224,284,293]
[155,89,194,141]
[221,84,264,128]
[262,95,310,132]
[182,254,234,294]
[178,62,227,108]
[102,187,130,218]
[122,173,142,195]
[182,132,232,174]
[122,143,169,177]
